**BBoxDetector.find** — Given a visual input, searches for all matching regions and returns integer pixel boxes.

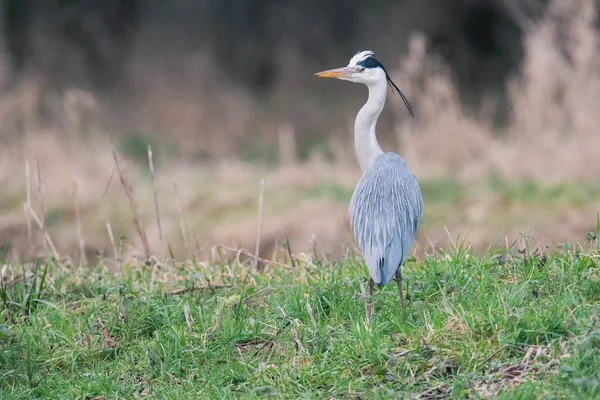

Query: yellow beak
[314,67,352,78]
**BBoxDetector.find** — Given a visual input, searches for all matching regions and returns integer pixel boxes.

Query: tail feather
[365,239,405,286]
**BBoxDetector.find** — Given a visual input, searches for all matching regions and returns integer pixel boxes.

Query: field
[2,236,600,399]
[2,1,600,398]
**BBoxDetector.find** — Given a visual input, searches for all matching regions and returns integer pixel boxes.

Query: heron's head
[315,50,414,117]
[315,50,385,84]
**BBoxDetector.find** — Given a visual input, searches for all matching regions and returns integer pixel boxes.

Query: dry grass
[1,0,599,262]
[393,1,600,183]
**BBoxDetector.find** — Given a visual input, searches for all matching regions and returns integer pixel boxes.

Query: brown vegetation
[0,0,599,264]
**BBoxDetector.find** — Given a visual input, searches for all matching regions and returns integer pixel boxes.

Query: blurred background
[1,0,600,263]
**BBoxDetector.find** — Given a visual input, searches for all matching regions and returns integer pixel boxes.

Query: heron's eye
[357,66,365,72]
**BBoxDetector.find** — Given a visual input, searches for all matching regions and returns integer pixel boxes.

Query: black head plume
[357,56,415,119]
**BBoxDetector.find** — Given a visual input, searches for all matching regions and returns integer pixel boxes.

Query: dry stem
[173,182,190,260]
[106,221,119,270]
[147,144,164,258]
[109,144,151,260]
[254,178,265,271]
[72,181,87,266]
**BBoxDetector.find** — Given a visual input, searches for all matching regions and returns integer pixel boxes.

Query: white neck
[354,78,387,173]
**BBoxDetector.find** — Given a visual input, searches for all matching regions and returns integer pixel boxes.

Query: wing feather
[349,153,423,285]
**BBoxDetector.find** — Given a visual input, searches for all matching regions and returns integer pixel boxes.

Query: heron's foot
[395,268,406,320]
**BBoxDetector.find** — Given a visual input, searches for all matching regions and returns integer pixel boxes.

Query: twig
[292,325,304,352]
[253,318,292,353]
[393,349,413,357]
[269,319,291,341]
[34,158,45,227]
[109,144,150,260]
[72,181,87,267]
[418,384,447,398]
[33,159,50,255]
[218,245,292,269]
[254,178,265,272]
[173,182,190,260]
[183,303,192,332]
[242,286,275,303]
[147,144,164,257]
[101,165,116,197]
[283,237,296,269]
[24,205,60,263]
[306,300,317,330]
[193,232,201,255]
[106,221,119,268]
[168,283,233,295]
[25,160,31,210]
[119,304,128,323]
[24,160,33,254]
[479,344,525,368]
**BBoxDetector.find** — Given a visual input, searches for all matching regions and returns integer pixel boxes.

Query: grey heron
[315,50,423,320]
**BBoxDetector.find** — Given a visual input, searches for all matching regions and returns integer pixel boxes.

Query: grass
[1,239,600,399]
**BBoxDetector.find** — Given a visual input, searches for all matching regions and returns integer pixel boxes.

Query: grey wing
[349,153,423,286]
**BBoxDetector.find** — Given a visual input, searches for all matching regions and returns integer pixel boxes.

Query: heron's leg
[395,268,406,320]
[366,276,374,324]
